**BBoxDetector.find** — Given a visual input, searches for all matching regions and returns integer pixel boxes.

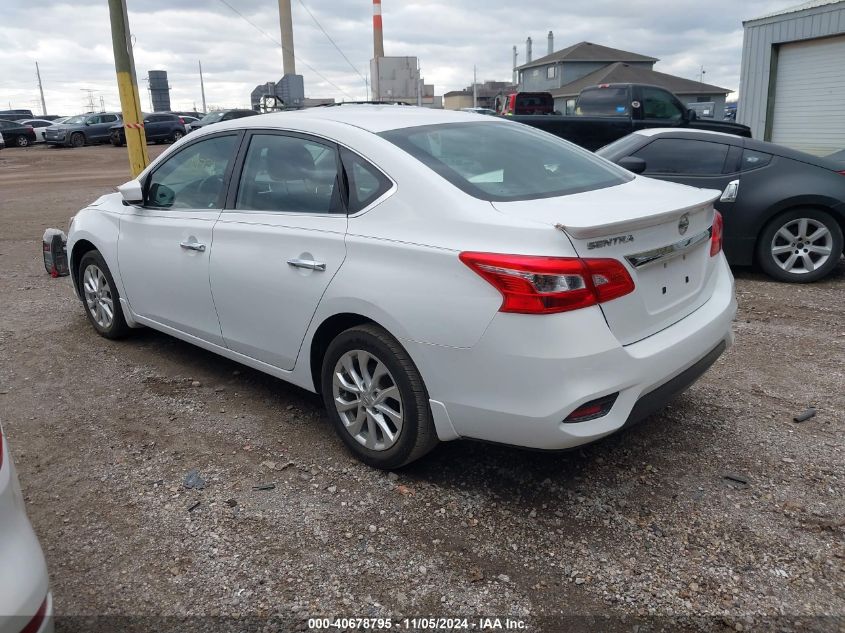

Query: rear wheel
[321,324,438,469]
[757,209,843,283]
[110,133,124,147]
[171,129,184,142]
[70,132,85,148]
[78,250,129,339]
[15,135,30,147]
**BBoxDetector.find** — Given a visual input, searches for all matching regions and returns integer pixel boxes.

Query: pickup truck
[504,84,751,151]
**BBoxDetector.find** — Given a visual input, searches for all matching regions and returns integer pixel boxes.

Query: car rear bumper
[408,255,737,450]
[0,436,52,633]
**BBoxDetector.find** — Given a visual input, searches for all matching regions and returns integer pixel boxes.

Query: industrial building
[515,38,731,117]
[738,0,845,156]
[369,0,440,106]
[147,70,171,112]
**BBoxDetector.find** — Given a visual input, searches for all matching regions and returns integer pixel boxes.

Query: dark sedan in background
[0,119,37,147]
[188,108,257,131]
[598,129,845,283]
[109,113,186,146]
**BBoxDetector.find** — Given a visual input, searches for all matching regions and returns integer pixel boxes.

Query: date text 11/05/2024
[307,617,527,630]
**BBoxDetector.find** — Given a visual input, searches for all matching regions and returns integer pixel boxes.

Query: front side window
[85,116,100,125]
[340,148,392,213]
[146,134,237,209]
[641,88,684,122]
[380,122,631,202]
[235,134,341,213]
[634,138,729,175]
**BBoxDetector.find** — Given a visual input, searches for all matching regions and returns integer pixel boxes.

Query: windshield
[62,115,87,125]
[380,121,631,202]
[200,112,225,124]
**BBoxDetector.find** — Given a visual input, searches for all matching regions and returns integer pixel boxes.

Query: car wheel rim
[770,218,833,275]
[174,132,182,140]
[82,264,114,329]
[332,350,403,451]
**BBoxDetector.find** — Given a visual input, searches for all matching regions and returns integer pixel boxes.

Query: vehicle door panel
[118,132,241,344]
[209,131,348,370]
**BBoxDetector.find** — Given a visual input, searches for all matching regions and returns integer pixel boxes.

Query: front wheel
[78,250,130,339]
[757,209,843,283]
[321,324,438,469]
[70,132,85,148]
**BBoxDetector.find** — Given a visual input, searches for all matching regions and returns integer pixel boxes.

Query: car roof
[631,127,842,170]
[234,105,492,134]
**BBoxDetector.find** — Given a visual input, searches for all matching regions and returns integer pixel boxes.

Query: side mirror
[687,109,698,121]
[118,179,144,206]
[617,156,647,174]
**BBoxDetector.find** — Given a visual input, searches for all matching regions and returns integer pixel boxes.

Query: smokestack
[548,31,554,55]
[526,36,532,63]
[373,0,384,58]
[278,0,295,75]
[512,45,518,84]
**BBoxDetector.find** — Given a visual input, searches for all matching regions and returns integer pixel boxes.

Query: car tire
[111,134,124,147]
[171,130,184,142]
[15,135,30,147]
[70,132,85,148]
[756,208,843,283]
[78,250,130,339]
[321,324,438,469]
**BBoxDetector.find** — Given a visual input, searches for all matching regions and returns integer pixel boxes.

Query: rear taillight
[837,170,845,177]
[459,252,634,315]
[710,211,724,257]
[178,117,185,124]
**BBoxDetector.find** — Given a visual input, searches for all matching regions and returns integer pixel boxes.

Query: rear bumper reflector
[563,393,619,423]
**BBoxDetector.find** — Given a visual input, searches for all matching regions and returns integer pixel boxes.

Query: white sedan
[0,427,53,633]
[17,120,55,143]
[62,106,736,468]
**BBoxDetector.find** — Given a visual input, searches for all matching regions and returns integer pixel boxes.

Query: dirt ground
[0,144,843,632]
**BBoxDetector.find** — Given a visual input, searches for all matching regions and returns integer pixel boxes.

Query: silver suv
[45,112,122,148]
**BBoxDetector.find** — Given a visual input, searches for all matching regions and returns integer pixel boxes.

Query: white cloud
[1,0,796,115]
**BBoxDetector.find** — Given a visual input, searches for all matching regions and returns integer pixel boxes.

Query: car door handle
[287,258,326,271]
[180,240,206,252]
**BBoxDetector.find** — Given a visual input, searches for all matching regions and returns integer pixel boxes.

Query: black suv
[110,113,187,146]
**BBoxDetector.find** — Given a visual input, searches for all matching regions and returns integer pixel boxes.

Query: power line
[297,0,367,85]
[215,0,356,100]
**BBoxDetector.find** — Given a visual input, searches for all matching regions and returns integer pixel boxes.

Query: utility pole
[35,62,47,116]
[199,61,207,113]
[108,0,148,177]
[473,65,478,108]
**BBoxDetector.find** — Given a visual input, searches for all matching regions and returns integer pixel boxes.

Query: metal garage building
[738,0,845,156]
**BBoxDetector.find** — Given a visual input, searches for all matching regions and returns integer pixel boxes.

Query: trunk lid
[491,177,721,345]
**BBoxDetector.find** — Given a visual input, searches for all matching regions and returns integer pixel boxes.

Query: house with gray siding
[738,0,845,156]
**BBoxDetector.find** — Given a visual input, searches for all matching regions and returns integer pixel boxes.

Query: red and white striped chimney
[373,0,385,58]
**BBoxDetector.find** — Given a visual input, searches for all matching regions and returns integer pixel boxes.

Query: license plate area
[636,248,706,315]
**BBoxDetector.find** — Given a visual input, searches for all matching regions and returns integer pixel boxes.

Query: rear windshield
[576,87,630,116]
[380,122,631,202]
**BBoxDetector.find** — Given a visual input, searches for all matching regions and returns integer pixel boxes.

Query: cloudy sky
[2,0,796,115]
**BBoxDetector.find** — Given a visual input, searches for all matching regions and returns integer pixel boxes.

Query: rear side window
[380,121,631,202]
[340,148,392,213]
[634,138,730,175]
[235,134,342,213]
[576,87,629,116]
[741,149,773,171]
[101,114,118,123]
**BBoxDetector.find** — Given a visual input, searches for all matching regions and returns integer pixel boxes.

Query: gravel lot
[0,145,843,632]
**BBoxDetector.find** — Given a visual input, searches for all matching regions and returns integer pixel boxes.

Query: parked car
[109,113,187,146]
[0,425,53,632]
[0,119,36,147]
[188,109,257,131]
[495,92,555,115]
[179,115,200,130]
[505,84,751,151]
[58,106,735,468]
[44,112,122,147]
[598,129,845,283]
[18,119,55,143]
[0,133,5,150]
[0,109,34,120]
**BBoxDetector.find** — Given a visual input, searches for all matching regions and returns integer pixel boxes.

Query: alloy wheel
[83,264,115,329]
[332,349,404,451]
[770,217,834,275]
